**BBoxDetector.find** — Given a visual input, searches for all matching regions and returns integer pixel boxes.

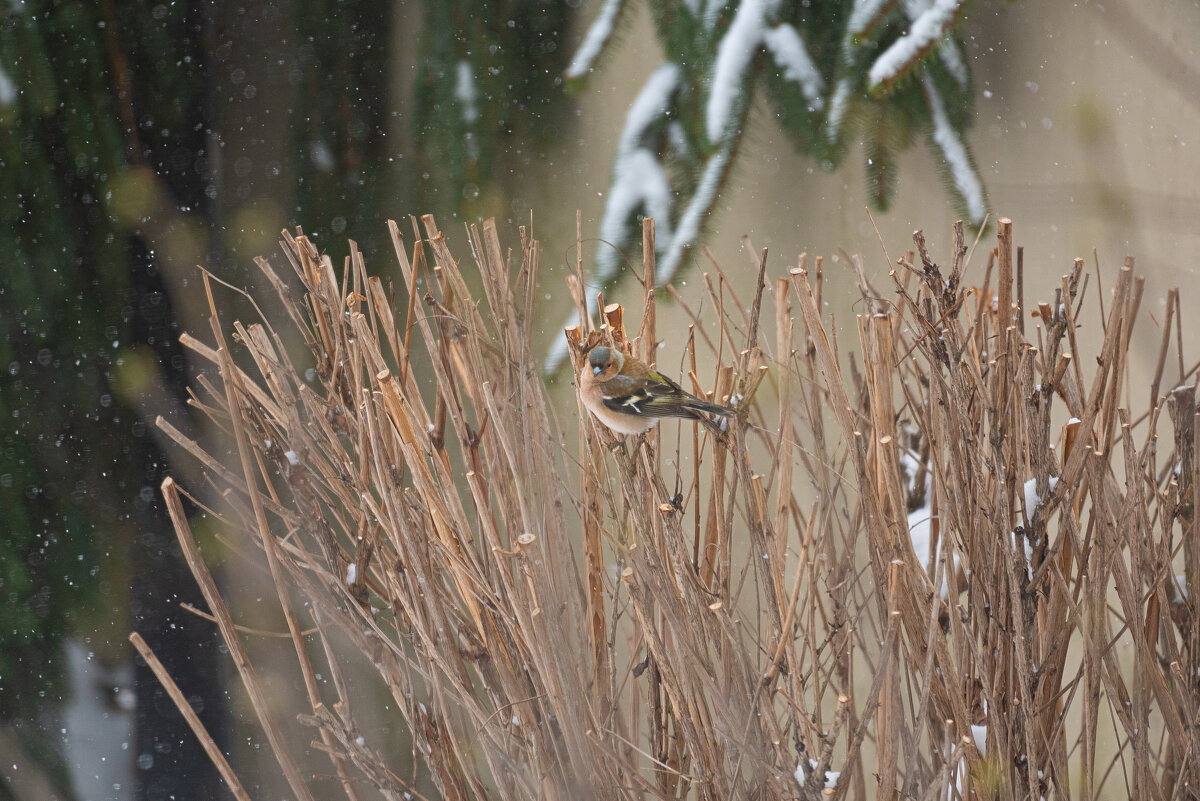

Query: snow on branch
[659,138,735,283]
[707,0,775,142]
[922,73,986,225]
[848,0,893,37]
[566,0,627,81]
[762,23,824,111]
[937,37,969,88]
[593,63,680,283]
[825,76,853,144]
[709,1,824,139]
[867,0,964,91]
[616,63,680,158]
[598,148,673,283]
[702,0,725,30]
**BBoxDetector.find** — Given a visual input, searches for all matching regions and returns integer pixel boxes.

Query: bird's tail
[684,397,735,417]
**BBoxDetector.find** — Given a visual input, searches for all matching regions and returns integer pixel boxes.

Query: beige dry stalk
[149,215,1200,801]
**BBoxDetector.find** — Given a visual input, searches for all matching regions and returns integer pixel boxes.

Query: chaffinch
[579,345,735,435]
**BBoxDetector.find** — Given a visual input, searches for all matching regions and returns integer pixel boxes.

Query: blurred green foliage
[0,0,132,719]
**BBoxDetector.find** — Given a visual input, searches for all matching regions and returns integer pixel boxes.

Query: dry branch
[151,216,1200,801]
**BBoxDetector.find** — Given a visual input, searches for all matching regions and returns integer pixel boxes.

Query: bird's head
[588,346,624,381]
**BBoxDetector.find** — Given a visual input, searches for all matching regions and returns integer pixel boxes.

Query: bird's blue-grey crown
[588,346,622,374]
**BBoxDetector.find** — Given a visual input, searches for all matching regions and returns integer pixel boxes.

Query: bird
[578,345,736,435]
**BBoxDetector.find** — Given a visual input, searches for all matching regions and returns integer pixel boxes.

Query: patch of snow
[971,723,987,752]
[0,64,15,107]
[455,61,480,159]
[909,508,933,564]
[309,139,335,172]
[454,61,479,124]
[1023,476,1059,515]
[63,641,134,800]
[909,507,956,597]
[1013,528,1034,579]
[899,450,922,483]
[667,120,689,156]
[795,758,840,788]
[543,333,571,373]
[906,459,956,595]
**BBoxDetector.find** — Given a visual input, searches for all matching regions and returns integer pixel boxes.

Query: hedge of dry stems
[137,214,1200,800]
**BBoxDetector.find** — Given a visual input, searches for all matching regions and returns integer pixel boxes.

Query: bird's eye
[592,364,603,376]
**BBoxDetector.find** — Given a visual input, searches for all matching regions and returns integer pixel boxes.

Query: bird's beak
[592,365,603,376]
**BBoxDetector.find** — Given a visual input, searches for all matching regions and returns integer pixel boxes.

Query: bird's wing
[600,371,730,419]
